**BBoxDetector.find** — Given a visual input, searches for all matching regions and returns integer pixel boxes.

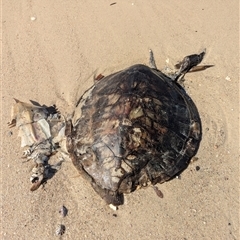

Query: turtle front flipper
[174,49,206,81]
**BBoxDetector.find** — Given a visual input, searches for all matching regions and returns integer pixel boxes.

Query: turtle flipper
[187,64,214,73]
[149,49,157,69]
[174,49,206,81]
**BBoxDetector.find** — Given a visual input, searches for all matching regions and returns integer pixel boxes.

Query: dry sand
[1,1,239,239]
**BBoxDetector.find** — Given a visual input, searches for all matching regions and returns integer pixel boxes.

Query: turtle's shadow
[29,99,59,115]
[43,160,64,185]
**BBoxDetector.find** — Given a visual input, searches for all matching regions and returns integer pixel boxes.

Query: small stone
[152,185,164,198]
[196,166,200,171]
[109,204,117,211]
[8,131,13,136]
[59,205,68,217]
[30,16,36,21]
[225,76,231,81]
[55,224,65,236]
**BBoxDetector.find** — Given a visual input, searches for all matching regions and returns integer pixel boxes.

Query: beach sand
[2,1,239,239]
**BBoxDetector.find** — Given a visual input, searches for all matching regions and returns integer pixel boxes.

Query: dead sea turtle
[65,50,205,206]
[9,50,208,207]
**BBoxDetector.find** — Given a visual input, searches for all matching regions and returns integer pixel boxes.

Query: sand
[1,1,239,239]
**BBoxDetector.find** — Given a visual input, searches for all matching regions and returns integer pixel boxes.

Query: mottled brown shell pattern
[67,64,201,205]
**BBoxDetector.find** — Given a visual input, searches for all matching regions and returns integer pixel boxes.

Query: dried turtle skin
[8,99,66,190]
[67,52,203,206]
